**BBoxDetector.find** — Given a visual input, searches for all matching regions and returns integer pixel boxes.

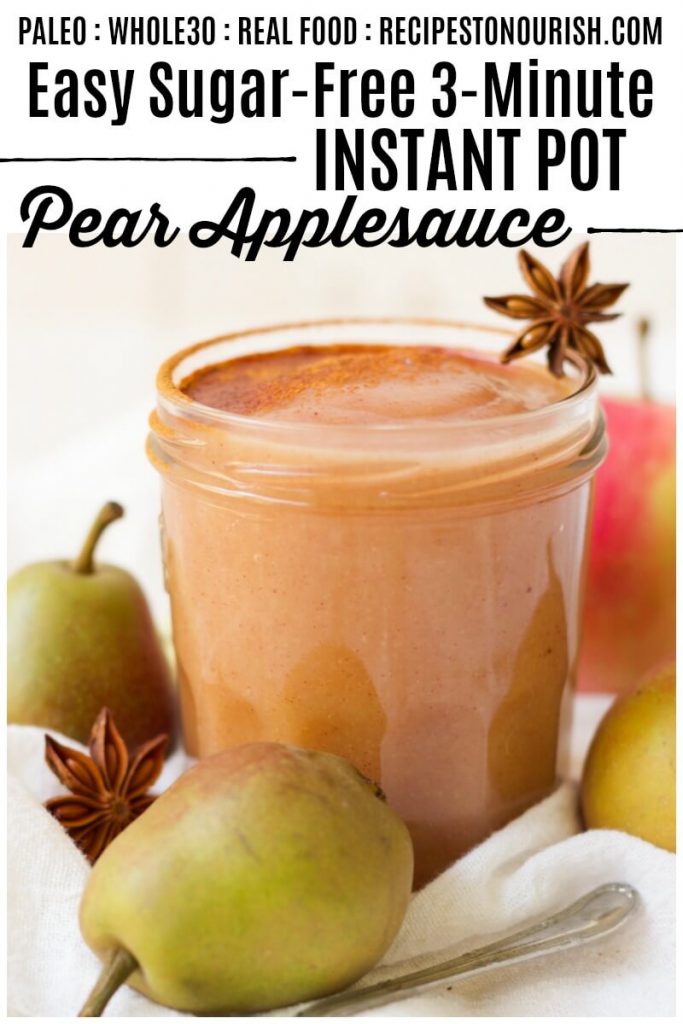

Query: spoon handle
[298,882,638,1017]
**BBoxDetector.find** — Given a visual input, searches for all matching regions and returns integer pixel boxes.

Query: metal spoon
[298,882,638,1016]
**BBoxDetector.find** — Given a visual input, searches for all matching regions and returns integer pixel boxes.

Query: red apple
[579,397,675,693]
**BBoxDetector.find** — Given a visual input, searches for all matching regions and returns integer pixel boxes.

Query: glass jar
[148,319,606,887]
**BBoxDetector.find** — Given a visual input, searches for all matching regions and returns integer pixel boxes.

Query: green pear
[581,665,676,851]
[78,743,414,1016]
[8,502,176,748]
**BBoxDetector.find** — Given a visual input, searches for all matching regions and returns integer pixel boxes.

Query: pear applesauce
[149,320,606,886]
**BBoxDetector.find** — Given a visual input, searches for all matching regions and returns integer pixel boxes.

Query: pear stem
[636,317,653,403]
[79,947,138,1017]
[72,502,124,575]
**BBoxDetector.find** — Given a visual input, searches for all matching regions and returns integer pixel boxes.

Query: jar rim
[155,316,598,438]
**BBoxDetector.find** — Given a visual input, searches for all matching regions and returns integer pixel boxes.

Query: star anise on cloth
[44,707,168,864]
[484,242,629,377]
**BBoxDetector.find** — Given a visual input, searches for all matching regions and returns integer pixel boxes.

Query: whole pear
[78,743,414,1016]
[581,665,675,851]
[8,502,176,748]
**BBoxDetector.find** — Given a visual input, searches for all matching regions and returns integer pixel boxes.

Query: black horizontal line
[0,155,296,163]
[587,226,683,234]
[461,90,478,97]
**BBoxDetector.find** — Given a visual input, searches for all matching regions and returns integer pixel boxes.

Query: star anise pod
[44,707,167,864]
[484,242,629,377]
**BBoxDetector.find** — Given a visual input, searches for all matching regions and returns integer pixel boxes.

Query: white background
[0,0,682,229]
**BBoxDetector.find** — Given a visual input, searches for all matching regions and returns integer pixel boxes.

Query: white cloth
[7,696,675,1018]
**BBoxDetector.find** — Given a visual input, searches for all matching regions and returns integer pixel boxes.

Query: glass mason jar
[148,319,606,887]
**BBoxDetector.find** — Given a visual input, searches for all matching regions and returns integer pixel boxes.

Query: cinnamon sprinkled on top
[181,344,574,426]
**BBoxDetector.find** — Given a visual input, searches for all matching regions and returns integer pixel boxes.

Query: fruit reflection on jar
[148,320,606,888]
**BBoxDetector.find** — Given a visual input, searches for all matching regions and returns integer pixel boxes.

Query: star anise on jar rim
[484,242,629,378]
[44,707,168,864]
